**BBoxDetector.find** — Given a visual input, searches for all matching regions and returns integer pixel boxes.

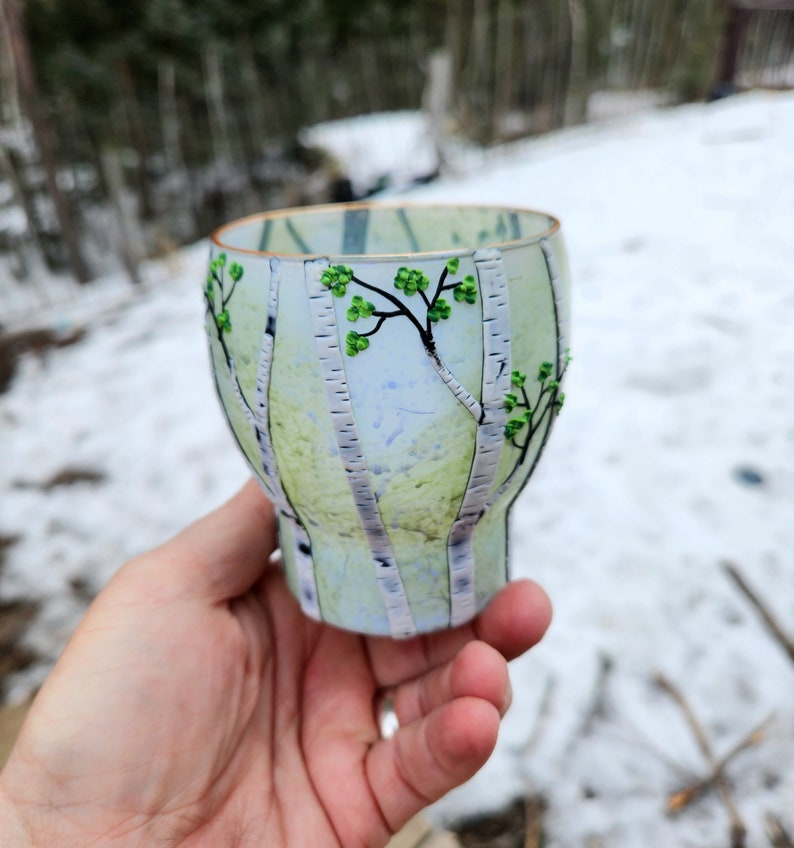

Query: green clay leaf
[446,257,460,274]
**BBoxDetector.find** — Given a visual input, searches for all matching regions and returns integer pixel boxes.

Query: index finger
[365,578,552,687]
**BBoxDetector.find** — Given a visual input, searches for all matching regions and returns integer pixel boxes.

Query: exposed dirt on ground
[0,325,85,394]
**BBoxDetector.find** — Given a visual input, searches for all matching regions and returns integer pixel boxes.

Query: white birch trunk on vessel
[485,237,566,508]
[428,348,484,423]
[252,257,321,621]
[447,248,511,626]
[305,259,417,639]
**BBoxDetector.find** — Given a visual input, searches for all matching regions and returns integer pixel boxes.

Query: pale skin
[0,481,552,847]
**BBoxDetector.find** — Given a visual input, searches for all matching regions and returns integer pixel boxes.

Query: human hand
[0,480,551,847]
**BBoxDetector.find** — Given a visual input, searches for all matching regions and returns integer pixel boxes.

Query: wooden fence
[0,0,792,318]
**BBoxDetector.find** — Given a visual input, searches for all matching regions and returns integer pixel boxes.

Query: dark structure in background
[0,0,792,292]
[712,1,794,99]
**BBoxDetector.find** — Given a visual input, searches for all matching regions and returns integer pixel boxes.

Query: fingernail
[502,677,513,716]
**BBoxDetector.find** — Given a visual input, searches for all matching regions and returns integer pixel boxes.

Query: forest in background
[0,0,792,297]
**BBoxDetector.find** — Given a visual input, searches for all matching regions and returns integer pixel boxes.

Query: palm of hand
[0,484,550,848]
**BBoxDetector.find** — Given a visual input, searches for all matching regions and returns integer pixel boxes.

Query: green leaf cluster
[537,361,554,381]
[321,264,354,297]
[427,298,451,322]
[452,275,477,304]
[346,294,375,322]
[505,409,533,440]
[345,330,370,356]
[510,370,526,388]
[217,309,231,332]
[394,267,430,296]
[229,262,244,282]
[446,257,460,274]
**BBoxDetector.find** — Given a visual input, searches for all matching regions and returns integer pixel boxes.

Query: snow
[2,90,794,844]
[300,111,440,196]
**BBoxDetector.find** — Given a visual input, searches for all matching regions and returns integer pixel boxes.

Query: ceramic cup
[205,202,570,638]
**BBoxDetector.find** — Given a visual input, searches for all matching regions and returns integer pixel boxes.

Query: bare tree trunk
[564,0,589,125]
[158,60,183,173]
[424,49,452,169]
[99,148,142,286]
[493,0,514,137]
[203,42,234,164]
[0,144,46,273]
[2,0,91,282]
[117,58,154,221]
[238,39,269,158]
[0,0,21,125]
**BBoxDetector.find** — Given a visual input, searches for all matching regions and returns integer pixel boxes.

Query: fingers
[391,641,511,727]
[366,696,501,833]
[473,578,553,661]
[367,579,552,688]
[132,478,278,602]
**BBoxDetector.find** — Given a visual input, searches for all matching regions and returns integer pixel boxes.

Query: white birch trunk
[305,259,417,639]
[428,349,484,423]
[249,258,322,621]
[447,249,511,626]
[485,238,567,508]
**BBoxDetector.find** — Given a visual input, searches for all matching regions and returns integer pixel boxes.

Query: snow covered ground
[2,90,794,845]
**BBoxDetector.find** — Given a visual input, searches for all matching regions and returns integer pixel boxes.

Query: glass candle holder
[205,202,570,638]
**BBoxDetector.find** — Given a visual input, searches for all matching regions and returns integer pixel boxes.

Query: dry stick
[765,812,794,848]
[523,796,547,848]
[666,713,774,813]
[723,561,794,665]
[653,674,748,848]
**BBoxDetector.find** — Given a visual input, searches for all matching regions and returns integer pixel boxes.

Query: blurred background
[1,0,792,311]
[2,2,794,846]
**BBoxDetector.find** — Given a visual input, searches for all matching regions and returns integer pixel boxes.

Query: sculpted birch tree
[321,252,513,626]
[205,253,321,621]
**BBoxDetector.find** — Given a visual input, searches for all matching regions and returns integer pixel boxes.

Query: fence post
[711,2,753,98]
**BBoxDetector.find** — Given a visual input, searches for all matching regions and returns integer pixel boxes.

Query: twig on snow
[723,561,794,666]
[765,812,794,848]
[653,673,750,848]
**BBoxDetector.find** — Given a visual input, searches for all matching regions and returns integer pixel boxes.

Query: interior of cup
[213,203,558,258]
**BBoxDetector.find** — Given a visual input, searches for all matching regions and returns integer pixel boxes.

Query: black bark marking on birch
[251,256,322,620]
[447,248,511,627]
[305,258,417,638]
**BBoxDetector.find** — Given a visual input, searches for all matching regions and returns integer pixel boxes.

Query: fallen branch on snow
[723,561,794,666]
